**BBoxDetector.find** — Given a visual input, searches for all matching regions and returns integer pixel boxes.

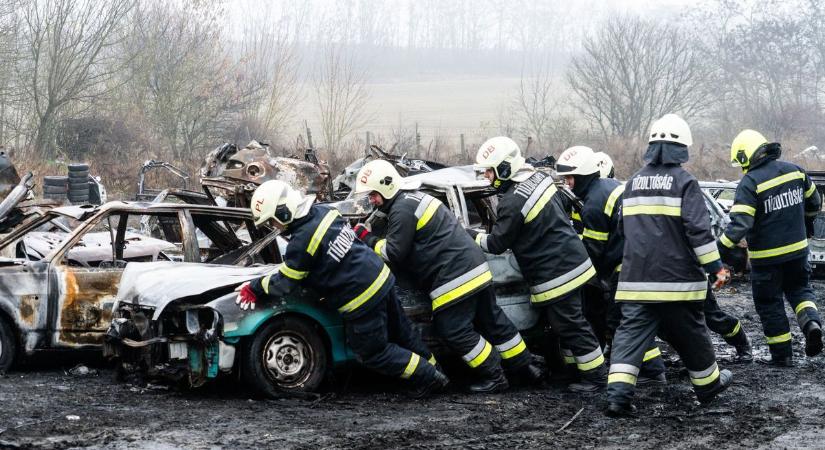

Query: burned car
[808,170,825,274]
[105,166,540,396]
[0,201,279,370]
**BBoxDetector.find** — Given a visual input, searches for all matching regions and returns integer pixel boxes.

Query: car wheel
[0,316,17,372]
[242,316,327,397]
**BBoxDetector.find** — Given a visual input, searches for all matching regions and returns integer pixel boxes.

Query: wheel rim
[262,332,314,389]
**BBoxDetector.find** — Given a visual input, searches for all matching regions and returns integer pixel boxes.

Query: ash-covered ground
[1,279,824,449]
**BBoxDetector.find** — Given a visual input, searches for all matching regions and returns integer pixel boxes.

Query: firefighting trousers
[608,301,723,405]
[345,289,439,386]
[750,257,821,359]
[704,284,749,348]
[543,289,607,381]
[433,286,532,378]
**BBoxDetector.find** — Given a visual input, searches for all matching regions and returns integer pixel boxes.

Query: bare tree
[314,43,372,154]
[18,0,134,156]
[566,15,714,144]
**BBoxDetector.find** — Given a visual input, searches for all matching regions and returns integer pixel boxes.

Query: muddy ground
[1,279,824,449]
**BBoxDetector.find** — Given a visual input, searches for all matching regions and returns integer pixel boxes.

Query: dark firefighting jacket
[471,171,595,304]
[718,146,822,266]
[372,191,492,313]
[616,142,722,303]
[578,177,626,277]
[250,204,392,319]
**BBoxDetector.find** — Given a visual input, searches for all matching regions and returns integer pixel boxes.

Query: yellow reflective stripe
[474,233,483,246]
[690,367,720,386]
[805,182,817,198]
[698,250,721,265]
[564,356,576,364]
[428,355,437,366]
[608,373,637,385]
[577,354,605,371]
[338,265,391,314]
[720,234,736,249]
[643,347,661,362]
[374,239,386,257]
[724,321,741,338]
[307,210,339,256]
[623,205,681,216]
[765,332,792,345]
[571,211,582,221]
[500,340,527,360]
[795,301,818,315]
[615,289,707,301]
[432,270,493,311]
[749,239,808,259]
[614,264,622,273]
[416,200,440,230]
[604,184,625,217]
[730,204,756,216]
[530,265,596,303]
[468,341,492,368]
[525,184,558,223]
[582,228,609,241]
[756,171,805,193]
[261,274,272,295]
[400,353,420,379]
[279,264,308,280]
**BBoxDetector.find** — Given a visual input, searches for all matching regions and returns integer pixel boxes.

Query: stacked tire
[43,175,68,202]
[67,163,89,204]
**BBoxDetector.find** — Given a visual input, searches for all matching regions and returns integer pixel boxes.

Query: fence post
[415,122,420,154]
[460,133,466,160]
[366,131,371,151]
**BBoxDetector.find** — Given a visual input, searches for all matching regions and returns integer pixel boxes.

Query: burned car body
[808,170,825,274]
[0,201,279,370]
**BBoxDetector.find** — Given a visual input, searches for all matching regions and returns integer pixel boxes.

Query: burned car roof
[406,165,494,191]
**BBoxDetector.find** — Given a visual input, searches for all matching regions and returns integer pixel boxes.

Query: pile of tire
[67,163,89,204]
[43,175,68,202]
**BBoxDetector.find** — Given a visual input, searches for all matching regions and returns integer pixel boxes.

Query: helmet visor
[273,204,293,225]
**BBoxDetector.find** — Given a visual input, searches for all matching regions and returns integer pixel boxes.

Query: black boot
[696,369,733,404]
[605,402,637,417]
[568,375,606,394]
[636,373,667,386]
[734,337,753,363]
[408,370,450,399]
[804,322,823,357]
[509,363,543,386]
[758,355,794,367]
[468,371,509,394]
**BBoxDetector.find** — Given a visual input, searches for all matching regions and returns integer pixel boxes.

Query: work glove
[353,223,378,247]
[235,281,258,310]
[711,267,731,290]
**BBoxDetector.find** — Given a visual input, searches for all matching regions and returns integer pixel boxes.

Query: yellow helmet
[730,129,768,172]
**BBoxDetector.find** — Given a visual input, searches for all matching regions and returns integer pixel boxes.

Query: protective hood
[644,142,689,165]
[572,172,599,197]
[747,142,782,172]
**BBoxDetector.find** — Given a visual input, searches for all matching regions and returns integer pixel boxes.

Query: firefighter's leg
[385,289,439,367]
[783,257,823,357]
[471,287,532,372]
[751,264,793,360]
[606,302,658,408]
[344,294,438,385]
[704,284,751,355]
[656,302,731,403]
[582,280,609,349]
[432,296,503,380]
[543,289,606,382]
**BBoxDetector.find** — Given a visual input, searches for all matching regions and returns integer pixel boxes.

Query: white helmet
[649,113,692,147]
[593,151,614,178]
[250,180,313,227]
[474,136,525,181]
[556,146,600,176]
[354,159,420,200]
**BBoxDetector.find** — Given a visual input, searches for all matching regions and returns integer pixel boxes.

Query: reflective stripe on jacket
[719,159,821,265]
[578,177,625,277]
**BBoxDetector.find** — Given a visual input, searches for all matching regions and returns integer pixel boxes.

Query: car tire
[67,163,89,172]
[241,316,328,397]
[43,185,68,194]
[43,175,68,187]
[0,315,17,372]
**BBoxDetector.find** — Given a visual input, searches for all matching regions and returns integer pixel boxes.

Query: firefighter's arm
[473,197,521,254]
[803,172,822,237]
[376,206,416,263]
[719,177,757,250]
[237,239,312,310]
[681,179,723,274]
[581,204,610,264]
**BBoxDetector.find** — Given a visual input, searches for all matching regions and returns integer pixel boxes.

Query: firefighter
[606,114,733,417]
[555,146,666,386]
[718,129,823,366]
[353,160,541,393]
[472,137,608,393]
[593,151,615,179]
[235,180,449,397]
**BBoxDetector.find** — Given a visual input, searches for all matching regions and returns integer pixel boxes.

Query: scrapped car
[0,201,280,370]
[105,166,541,396]
[699,180,738,213]
[808,170,825,274]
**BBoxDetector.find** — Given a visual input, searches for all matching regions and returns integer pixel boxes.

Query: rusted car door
[49,210,186,348]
